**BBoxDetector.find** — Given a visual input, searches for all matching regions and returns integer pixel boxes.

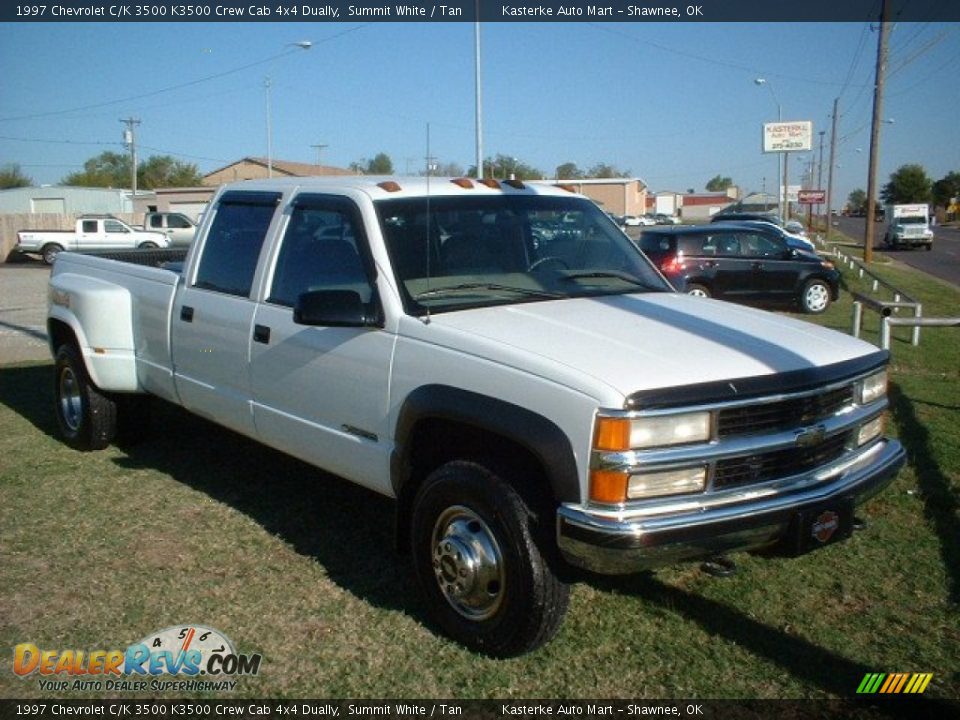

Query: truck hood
[426,293,876,401]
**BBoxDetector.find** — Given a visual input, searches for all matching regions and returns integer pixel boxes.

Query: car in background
[784,220,808,236]
[637,222,839,314]
[623,214,655,227]
[654,213,680,225]
[712,211,783,226]
[728,219,816,252]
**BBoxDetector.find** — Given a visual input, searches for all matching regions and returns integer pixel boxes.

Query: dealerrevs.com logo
[13,625,262,692]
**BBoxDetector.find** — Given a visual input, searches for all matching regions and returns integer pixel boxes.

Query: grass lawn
[1,252,957,701]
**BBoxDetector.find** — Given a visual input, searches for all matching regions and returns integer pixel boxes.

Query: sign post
[763,122,813,221]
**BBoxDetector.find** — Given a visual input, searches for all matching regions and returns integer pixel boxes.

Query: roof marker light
[451,178,474,189]
[377,181,402,192]
[479,178,501,189]
[503,179,526,189]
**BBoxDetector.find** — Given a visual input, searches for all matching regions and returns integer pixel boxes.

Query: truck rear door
[248,193,395,494]
[171,191,282,437]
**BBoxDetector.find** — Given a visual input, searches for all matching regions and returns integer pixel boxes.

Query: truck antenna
[422,122,433,325]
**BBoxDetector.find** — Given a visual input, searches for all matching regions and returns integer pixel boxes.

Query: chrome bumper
[557,438,906,574]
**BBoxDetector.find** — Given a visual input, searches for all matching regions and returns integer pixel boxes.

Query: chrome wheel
[431,506,505,621]
[58,366,82,432]
[804,282,830,313]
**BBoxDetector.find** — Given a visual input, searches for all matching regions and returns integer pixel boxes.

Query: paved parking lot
[0,263,52,364]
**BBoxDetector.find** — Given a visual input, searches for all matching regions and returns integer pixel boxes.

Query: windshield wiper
[414,283,563,301]
[560,271,660,290]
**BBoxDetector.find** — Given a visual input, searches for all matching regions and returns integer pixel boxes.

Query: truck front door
[171,191,281,438]
[249,194,395,495]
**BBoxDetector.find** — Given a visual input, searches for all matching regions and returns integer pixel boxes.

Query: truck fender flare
[390,384,581,505]
[47,273,138,392]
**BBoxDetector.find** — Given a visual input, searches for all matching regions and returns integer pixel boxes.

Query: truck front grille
[717,385,854,438]
[713,431,852,490]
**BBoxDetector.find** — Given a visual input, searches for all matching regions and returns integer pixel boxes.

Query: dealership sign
[763,121,814,153]
[798,190,827,204]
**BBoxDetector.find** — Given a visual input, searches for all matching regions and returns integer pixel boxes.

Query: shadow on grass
[888,382,960,604]
[0,363,58,439]
[0,364,421,623]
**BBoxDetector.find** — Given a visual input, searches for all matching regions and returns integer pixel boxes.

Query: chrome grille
[713,431,852,490]
[716,386,854,438]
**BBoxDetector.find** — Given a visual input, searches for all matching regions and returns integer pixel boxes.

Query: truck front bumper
[557,438,905,574]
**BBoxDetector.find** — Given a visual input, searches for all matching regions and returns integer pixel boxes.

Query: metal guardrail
[881,316,960,350]
[813,233,935,349]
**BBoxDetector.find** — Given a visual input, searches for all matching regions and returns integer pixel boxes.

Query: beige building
[203,157,353,186]
[545,178,648,216]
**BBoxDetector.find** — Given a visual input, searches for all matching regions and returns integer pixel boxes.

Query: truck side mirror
[293,289,381,328]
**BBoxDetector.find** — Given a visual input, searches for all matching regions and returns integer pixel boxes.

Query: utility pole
[120,117,141,201]
[474,6,484,178]
[826,98,839,240]
[783,152,790,220]
[310,143,328,168]
[864,0,891,263]
[817,130,825,227]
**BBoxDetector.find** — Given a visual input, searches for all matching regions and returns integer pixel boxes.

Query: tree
[469,155,543,181]
[880,164,932,205]
[63,151,130,188]
[555,162,584,180]
[706,175,733,192]
[586,163,629,179]
[931,171,960,209]
[137,155,203,188]
[847,189,867,214]
[0,163,33,189]
[61,151,201,189]
[421,161,464,177]
[365,152,394,175]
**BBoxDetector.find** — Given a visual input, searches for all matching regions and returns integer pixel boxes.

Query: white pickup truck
[18,215,170,264]
[47,177,905,656]
[137,211,198,247]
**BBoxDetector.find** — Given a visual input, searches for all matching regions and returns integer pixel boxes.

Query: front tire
[801,279,831,314]
[686,283,711,298]
[138,241,158,249]
[54,344,117,450]
[410,461,569,657]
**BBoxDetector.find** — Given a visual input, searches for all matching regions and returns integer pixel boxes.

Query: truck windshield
[898,216,926,224]
[376,194,669,315]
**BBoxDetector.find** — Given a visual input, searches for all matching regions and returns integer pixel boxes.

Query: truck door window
[81,220,97,233]
[149,216,162,229]
[104,220,128,234]
[268,205,370,308]
[168,214,192,228]
[194,196,278,297]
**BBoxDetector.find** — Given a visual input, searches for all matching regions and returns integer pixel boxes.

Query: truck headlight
[594,412,712,451]
[857,370,887,405]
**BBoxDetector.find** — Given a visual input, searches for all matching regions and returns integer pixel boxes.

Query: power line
[0,24,371,124]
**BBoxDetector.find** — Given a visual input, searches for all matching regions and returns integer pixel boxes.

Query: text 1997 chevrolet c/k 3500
[47,176,905,656]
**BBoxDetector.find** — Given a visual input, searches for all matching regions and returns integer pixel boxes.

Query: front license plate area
[783,498,855,557]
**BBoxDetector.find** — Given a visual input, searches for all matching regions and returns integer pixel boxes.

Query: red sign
[798,190,826,204]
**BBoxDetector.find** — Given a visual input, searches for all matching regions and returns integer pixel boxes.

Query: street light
[755,77,784,219]
[266,41,312,178]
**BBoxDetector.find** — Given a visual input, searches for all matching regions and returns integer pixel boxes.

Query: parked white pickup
[46,176,905,656]
[17,215,169,264]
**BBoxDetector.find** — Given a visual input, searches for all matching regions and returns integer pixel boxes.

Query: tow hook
[700,555,737,578]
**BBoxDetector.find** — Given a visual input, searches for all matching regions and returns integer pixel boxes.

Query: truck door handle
[180,306,194,322]
[253,324,271,344]
[752,262,764,270]
[703,260,718,268]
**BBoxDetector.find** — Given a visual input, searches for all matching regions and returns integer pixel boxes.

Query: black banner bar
[3,698,958,719]
[2,0,959,23]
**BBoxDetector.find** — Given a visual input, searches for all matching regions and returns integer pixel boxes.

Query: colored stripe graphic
[857,672,932,694]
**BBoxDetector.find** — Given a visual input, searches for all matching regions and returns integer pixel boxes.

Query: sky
[1,19,958,208]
